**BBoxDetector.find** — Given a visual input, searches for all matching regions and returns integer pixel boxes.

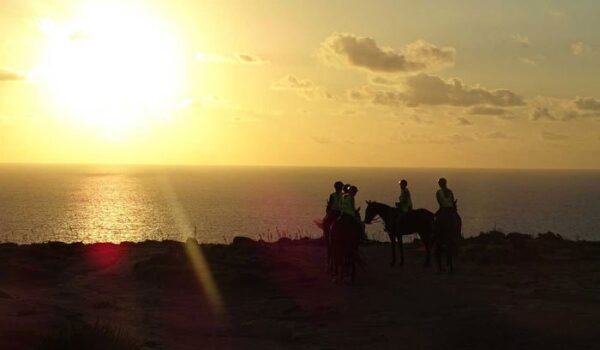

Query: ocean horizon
[1,164,599,244]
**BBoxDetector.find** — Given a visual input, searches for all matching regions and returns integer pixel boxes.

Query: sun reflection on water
[67,171,164,243]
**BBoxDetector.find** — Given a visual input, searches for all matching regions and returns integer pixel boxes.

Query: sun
[36,3,184,140]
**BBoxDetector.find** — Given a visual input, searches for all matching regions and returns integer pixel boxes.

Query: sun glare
[36,3,184,140]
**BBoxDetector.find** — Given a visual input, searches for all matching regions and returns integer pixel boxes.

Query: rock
[537,231,564,241]
[232,236,257,247]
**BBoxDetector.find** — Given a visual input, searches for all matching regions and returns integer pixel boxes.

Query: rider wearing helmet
[326,181,345,216]
[341,185,359,217]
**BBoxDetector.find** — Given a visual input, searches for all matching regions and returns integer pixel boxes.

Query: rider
[323,181,345,240]
[326,181,345,217]
[339,185,368,241]
[435,177,457,227]
[395,179,413,214]
[340,185,359,218]
[436,178,455,212]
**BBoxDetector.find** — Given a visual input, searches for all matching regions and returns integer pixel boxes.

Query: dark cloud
[469,106,507,116]
[0,69,25,81]
[235,53,268,64]
[401,74,525,107]
[456,117,473,126]
[346,87,372,102]
[319,33,455,73]
[358,74,525,108]
[271,74,332,100]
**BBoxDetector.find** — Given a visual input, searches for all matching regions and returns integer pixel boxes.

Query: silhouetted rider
[395,179,413,214]
[436,178,455,212]
[340,185,359,218]
[326,181,345,217]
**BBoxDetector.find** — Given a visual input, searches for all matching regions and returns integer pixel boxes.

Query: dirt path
[1,235,600,349]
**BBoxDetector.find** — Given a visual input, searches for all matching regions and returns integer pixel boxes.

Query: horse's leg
[422,233,432,268]
[389,234,396,267]
[435,244,443,272]
[398,235,405,266]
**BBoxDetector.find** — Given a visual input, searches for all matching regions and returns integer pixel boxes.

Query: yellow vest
[330,192,344,211]
[437,189,454,208]
[340,194,356,216]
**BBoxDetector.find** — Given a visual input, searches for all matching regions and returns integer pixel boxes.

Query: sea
[0,165,598,244]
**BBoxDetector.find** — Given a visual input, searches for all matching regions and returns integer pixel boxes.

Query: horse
[364,201,434,267]
[433,199,462,272]
[315,210,339,273]
[329,214,362,283]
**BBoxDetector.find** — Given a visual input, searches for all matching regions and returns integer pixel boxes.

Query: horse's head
[363,200,377,224]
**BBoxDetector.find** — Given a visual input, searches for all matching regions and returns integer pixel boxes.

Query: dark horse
[433,200,462,272]
[329,215,362,282]
[364,201,434,267]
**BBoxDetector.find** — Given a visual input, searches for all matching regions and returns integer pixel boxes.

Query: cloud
[271,74,332,100]
[347,74,525,110]
[196,52,268,64]
[0,69,26,81]
[456,117,473,126]
[485,131,511,139]
[529,97,600,122]
[403,74,525,107]
[369,76,401,86]
[571,41,590,56]
[450,134,475,143]
[235,53,268,64]
[346,86,373,102]
[541,131,569,141]
[574,97,600,111]
[519,57,537,66]
[380,74,524,107]
[311,136,333,145]
[319,33,455,73]
[511,34,530,48]
[531,106,556,121]
[469,106,507,116]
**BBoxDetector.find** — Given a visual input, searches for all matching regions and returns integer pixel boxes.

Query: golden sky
[1,0,599,169]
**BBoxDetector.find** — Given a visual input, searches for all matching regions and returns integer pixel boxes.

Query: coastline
[1,232,599,349]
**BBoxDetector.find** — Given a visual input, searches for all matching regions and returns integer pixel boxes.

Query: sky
[0,0,599,169]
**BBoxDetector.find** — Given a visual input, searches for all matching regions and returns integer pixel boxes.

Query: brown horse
[364,201,434,267]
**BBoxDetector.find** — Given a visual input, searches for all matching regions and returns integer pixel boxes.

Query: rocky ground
[1,231,600,349]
